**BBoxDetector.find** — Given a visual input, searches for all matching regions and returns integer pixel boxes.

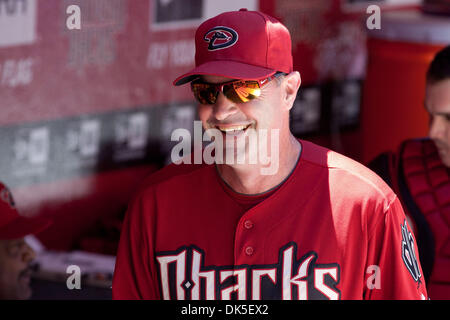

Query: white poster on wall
[342,0,421,12]
[150,0,258,31]
[0,0,37,47]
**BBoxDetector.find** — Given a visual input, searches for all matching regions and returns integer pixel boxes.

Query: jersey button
[245,246,254,256]
[243,220,254,229]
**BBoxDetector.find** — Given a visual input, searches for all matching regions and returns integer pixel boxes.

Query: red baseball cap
[173,8,293,86]
[0,182,51,240]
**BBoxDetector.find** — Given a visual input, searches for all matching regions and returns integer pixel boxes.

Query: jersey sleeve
[363,197,428,300]
[112,191,160,300]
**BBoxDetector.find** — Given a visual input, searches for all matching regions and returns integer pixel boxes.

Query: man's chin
[17,286,32,300]
[441,156,450,168]
[436,148,450,168]
[16,276,33,300]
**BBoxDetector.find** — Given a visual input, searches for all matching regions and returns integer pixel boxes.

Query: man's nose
[21,242,36,263]
[429,116,445,141]
[211,92,238,121]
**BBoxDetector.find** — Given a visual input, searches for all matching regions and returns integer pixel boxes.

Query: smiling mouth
[215,124,252,135]
[19,271,31,285]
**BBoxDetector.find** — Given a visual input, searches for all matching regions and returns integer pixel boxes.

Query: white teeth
[217,125,249,132]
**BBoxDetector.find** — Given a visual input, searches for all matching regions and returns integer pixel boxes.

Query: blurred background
[0,0,449,299]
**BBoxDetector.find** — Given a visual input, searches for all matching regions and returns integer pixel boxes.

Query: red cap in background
[0,182,51,240]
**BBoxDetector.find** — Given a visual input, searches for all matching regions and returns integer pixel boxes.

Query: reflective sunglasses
[191,72,286,105]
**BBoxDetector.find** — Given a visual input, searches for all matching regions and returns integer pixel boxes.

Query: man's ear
[282,71,301,111]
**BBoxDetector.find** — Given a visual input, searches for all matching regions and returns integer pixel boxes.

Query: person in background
[369,45,450,299]
[0,182,51,300]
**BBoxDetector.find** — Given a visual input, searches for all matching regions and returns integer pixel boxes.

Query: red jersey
[112,140,428,300]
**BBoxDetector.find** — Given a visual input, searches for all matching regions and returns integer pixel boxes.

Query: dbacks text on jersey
[156,242,341,300]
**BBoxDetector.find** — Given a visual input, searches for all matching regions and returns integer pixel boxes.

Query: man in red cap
[113,9,428,300]
[0,182,51,300]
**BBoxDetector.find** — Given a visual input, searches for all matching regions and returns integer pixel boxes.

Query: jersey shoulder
[135,160,210,196]
[299,139,396,205]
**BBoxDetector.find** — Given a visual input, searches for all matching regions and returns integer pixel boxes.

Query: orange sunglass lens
[192,80,261,104]
[223,81,261,103]
[234,82,261,102]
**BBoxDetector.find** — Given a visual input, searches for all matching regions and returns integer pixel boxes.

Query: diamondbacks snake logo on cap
[203,26,238,51]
